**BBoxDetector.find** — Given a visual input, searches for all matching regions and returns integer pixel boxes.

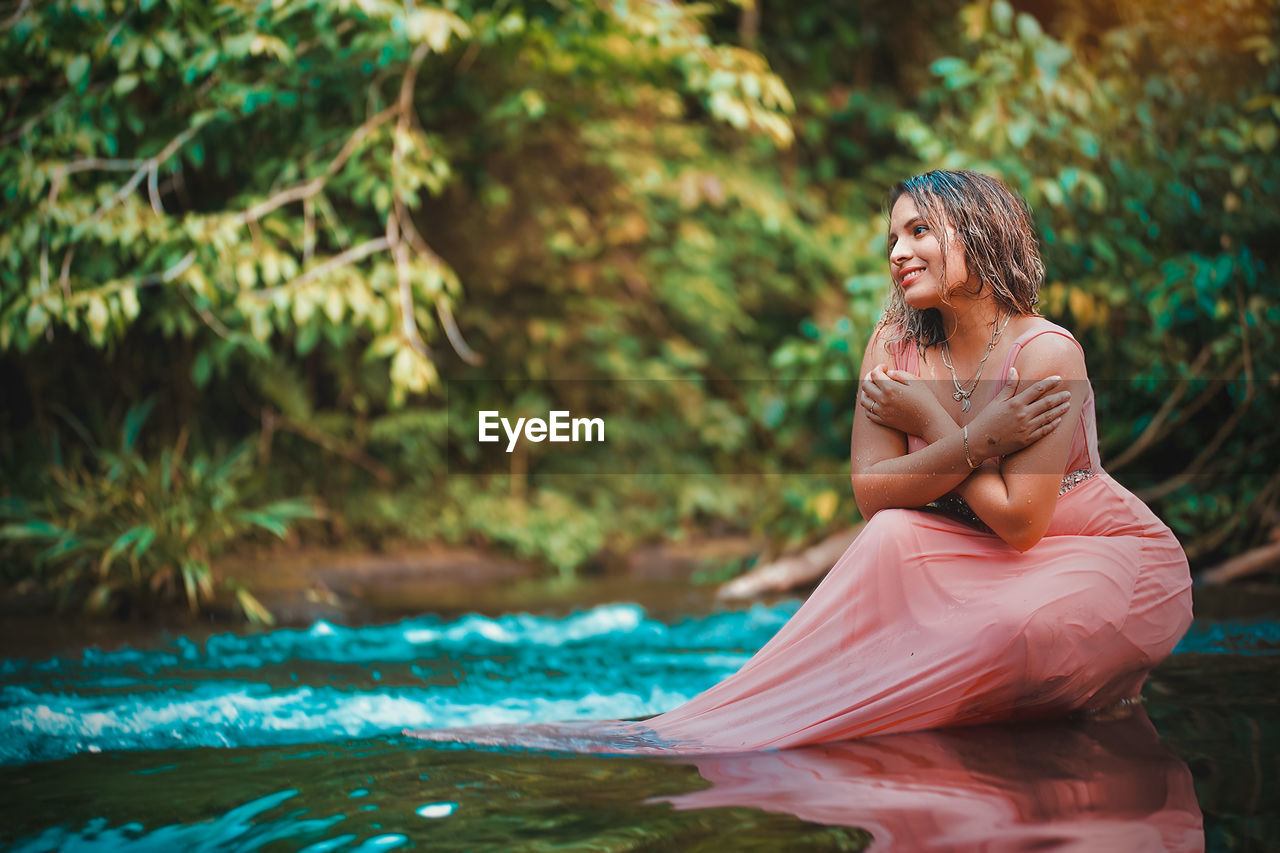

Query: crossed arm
[849,327,1087,552]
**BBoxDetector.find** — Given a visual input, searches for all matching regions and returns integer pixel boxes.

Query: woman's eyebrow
[887,216,923,245]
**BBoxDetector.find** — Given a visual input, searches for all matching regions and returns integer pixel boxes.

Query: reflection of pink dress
[660,710,1203,852]
[409,322,1193,753]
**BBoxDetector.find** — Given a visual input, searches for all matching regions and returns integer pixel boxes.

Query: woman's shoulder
[863,320,911,362]
[1007,315,1079,345]
[1009,317,1088,377]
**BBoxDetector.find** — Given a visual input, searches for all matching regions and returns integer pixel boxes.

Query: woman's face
[887,194,971,310]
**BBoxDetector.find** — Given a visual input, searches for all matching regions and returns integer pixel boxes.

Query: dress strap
[986,321,1084,404]
[888,335,919,375]
[988,319,1100,471]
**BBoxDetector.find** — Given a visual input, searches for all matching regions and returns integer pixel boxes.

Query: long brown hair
[881,170,1044,353]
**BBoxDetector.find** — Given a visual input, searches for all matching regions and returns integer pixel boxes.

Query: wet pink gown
[409,322,1194,753]
[660,709,1203,852]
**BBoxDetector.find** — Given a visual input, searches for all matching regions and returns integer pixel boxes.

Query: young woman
[410,170,1194,753]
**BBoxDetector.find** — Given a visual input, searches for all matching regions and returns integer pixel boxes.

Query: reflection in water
[659,708,1203,852]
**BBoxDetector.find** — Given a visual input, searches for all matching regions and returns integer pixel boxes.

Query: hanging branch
[1136,289,1258,502]
[47,251,196,305]
[1,0,31,32]
[398,209,483,366]
[1107,341,1214,471]
[389,43,434,359]
[435,293,483,366]
[180,286,232,340]
[58,245,74,298]
[1186,464,1280,562]
[249,237,390,298]
[388,43,483,367]
[271,412,394,485]
[147,162,162,214]
[1136,389,1255,502]
[234,106,397,227]
[1200,535,1280,585]
[47,125,201,216]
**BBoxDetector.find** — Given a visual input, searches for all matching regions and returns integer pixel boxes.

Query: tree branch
[1137,365,1257,503]
[272,412,394,485]
[181,286,232,339]
[1,0,31,32]
[717,525,863,600]
[435,294,483,366]
[390,44,434,360]
[1107,341,1214,471]
[248,238,390,298]
[58,245,74,298]
[80,125,200,219]
[234,106,397,227]
[388,43,482,367]
[397,211,482,366]
[1185,466,1280,562]
[1199,535,1280,585]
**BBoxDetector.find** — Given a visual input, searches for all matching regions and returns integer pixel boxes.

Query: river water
[1,588,1276,850]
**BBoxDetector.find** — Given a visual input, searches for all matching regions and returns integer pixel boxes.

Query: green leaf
[1015,12,1042,41]
[1255,123,1278,152]
[1007,117,1032,148]
[84,584,116,615]
[101,525,154,575]
[114,73,140,96]
[991,0,1014,35]
[233,510,289,538]
[122,398,157,453]
[235,586,276,625]
[180,558,208,611]
[192,351,212,387]
[255,499,318,520]
[0,496,30,517]
[132,525,157,559]
[66,55,90,91]
[37,535,87,564]
[0,520,65,540]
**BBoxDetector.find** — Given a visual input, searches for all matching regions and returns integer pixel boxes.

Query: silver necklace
[941,311,1012,412]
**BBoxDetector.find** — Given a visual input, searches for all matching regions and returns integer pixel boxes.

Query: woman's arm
[850,329,982,518]
[850,329,1072,521]
[953,333,1087,551]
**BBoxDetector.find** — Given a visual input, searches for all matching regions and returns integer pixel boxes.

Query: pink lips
[898,265,925,286]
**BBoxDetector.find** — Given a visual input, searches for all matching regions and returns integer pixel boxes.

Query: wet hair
[880,169,1043,353]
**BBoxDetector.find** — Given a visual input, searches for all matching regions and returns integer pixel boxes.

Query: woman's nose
[889,241,911,266]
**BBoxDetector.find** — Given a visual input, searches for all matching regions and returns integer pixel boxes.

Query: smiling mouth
[900,267,925,285]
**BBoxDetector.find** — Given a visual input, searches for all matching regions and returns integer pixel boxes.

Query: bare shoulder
[860,321,896,371]
[1013,322,1088,380]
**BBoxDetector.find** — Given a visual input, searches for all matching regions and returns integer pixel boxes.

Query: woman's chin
[901,289,943,311]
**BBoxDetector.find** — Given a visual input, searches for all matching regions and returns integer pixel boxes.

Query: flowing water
[1,589,1277,851]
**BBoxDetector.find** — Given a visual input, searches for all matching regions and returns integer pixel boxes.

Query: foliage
[2,0,1278,616]
[1,0,794,398]
[887,0,1280,561]
[0,401,315,622]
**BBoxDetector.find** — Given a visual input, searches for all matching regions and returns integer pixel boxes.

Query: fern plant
[0,400,315,623]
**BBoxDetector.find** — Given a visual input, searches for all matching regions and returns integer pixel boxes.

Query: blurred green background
[2,0,1277,622]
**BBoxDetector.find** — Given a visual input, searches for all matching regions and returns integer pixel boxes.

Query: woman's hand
[965,367,1071,463]
[859,363,950,440]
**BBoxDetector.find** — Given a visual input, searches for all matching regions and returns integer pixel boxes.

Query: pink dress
[409,322,1193,753]
[658,709,1203,852]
